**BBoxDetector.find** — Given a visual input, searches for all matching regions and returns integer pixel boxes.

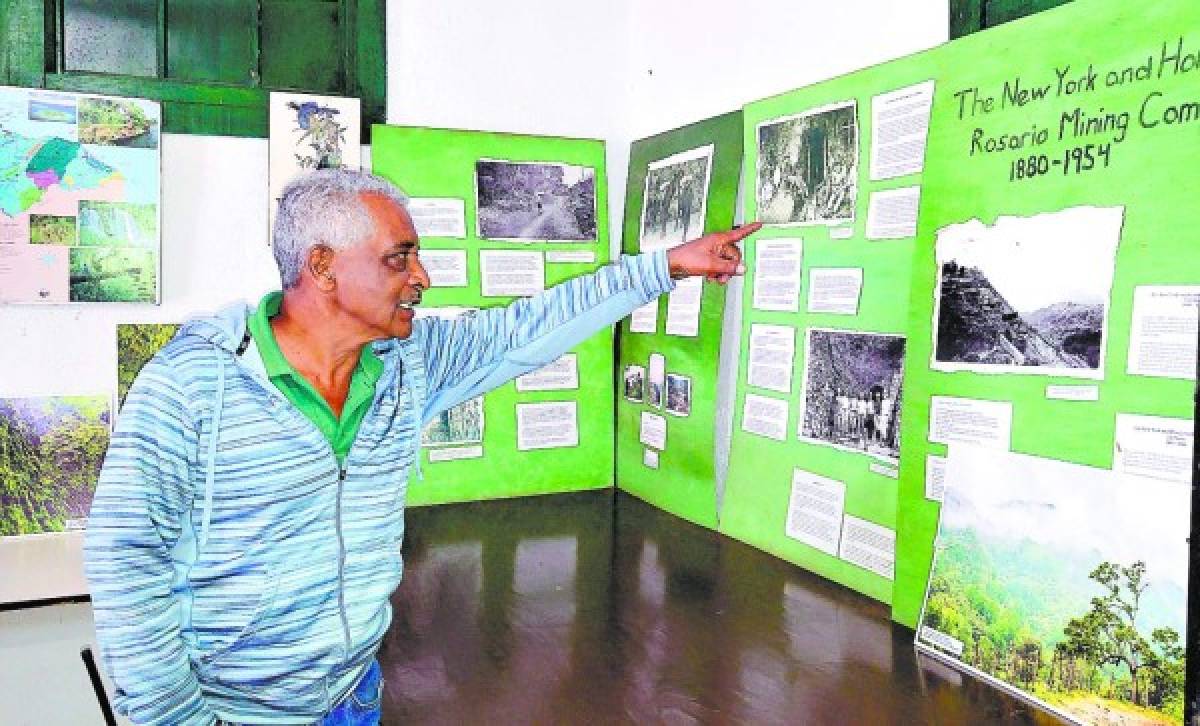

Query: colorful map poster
[0,86,161,304]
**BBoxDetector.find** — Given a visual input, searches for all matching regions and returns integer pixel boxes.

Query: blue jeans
[321,660,383,726]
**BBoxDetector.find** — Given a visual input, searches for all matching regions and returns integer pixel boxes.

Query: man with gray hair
[85,168,758,725]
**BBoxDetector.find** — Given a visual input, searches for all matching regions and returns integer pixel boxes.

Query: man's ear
[308,245,337,292]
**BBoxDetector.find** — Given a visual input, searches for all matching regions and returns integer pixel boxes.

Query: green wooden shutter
[260,0,344,93]
[166,0,260,86]
[951,0,1076,38]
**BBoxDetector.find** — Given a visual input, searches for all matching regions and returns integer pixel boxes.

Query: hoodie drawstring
[199,349,226,548]
[402,359,424,482]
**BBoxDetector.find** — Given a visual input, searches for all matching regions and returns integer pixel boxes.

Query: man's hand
[665,222,763,284]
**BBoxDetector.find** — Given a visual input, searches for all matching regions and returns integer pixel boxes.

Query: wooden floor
[379,490,1063,725]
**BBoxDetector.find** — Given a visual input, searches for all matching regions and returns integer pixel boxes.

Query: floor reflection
[378,490,1064,725]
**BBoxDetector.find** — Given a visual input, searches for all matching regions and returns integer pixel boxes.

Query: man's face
[329,192,430,340]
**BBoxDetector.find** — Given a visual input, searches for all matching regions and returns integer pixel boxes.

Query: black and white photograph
[623,364,645,403]
[475,159,596,242]
[647,353,665,409]
[639,144,713,251]
[665,373,692,417]
[799,328,905,463]
[756,101,858,226]
[933,205,1122,380]
[422,396,485,448]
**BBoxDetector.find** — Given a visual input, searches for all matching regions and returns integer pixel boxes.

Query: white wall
[0,0,947,719]
[387,0,634,250]
[622,0,947,142]
[0,0,949,400]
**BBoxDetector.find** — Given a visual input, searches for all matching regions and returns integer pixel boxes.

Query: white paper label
[747,324,796,393]
[869,462,899,479]
[480,250,544,297]
[516,401,578,450]
[1045,385,1100,401]
[1113,413,1194,484]
[640,411,668,450]
[920,626,965,657]
[866,186,921,240]
[418,249,468,288]
[870,80,935,180]
[428,445,484,462]
[515,354,578,392]
[742,393,789,442]
[665,276,703,337]
[407,198,467,238]
[928,396,1013,450]
[545,250,596,264]
[752,238,803,312]
[1127,285,1200,380]
[785,469,846,556]
[807,268,863,315]
[630,301,658,334]
[924,455,947,502]
[643,448,660,469]
[838,515,895,580]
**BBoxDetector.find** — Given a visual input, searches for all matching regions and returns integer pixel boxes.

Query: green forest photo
[918,447,1189,725]
[422,397,484,447]
[117,323,180,409]
[29,214,77,245]
[0,396,110,536]
[69,246,157,302]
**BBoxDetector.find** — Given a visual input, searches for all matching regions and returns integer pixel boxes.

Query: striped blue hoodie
[84,251,675,725]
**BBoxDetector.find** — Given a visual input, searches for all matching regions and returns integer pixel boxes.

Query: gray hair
[272,168,409,289]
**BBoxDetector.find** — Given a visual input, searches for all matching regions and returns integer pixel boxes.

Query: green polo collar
[246,291,384,464]
[248,292,384,384]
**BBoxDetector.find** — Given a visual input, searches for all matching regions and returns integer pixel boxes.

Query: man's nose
[412,254,432,290]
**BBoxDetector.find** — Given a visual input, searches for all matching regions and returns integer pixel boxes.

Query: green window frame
[0,0,385,140]
[951,0,1076,38]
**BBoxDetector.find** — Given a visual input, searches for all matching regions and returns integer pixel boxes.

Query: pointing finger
[721,221,763,244]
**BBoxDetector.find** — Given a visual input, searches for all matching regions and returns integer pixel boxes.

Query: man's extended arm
[414,224,758,419]
[84,358,219,726]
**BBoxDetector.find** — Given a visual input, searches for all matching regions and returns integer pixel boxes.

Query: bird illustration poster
[268,92,361,236]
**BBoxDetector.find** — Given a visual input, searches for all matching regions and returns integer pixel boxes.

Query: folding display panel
[372,125,614,506]
[615,111,743,529]
[722,49,944,604]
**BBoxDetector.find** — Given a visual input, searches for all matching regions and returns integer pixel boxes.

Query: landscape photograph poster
[0,396,111,537]
[623,364,645,403]
[0,86,161,303]
[116,322,180,410]
[755,101,858,226]
[932,206,1123,379]
[268,92,361,233]
[422,396,485,448]
[917,445,1189,726]
[475,159,597,242]
[639,144,713,251]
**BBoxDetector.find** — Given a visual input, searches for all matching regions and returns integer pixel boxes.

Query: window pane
[63,0,158,77]
[166,0,259,85]
[983,0,1074,27]
[260,0,344,93]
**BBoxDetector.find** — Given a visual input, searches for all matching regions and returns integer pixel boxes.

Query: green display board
[892,0,1200,627]
[371,125,615,507]
[723,50,944,604]
[616,111,742,530]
